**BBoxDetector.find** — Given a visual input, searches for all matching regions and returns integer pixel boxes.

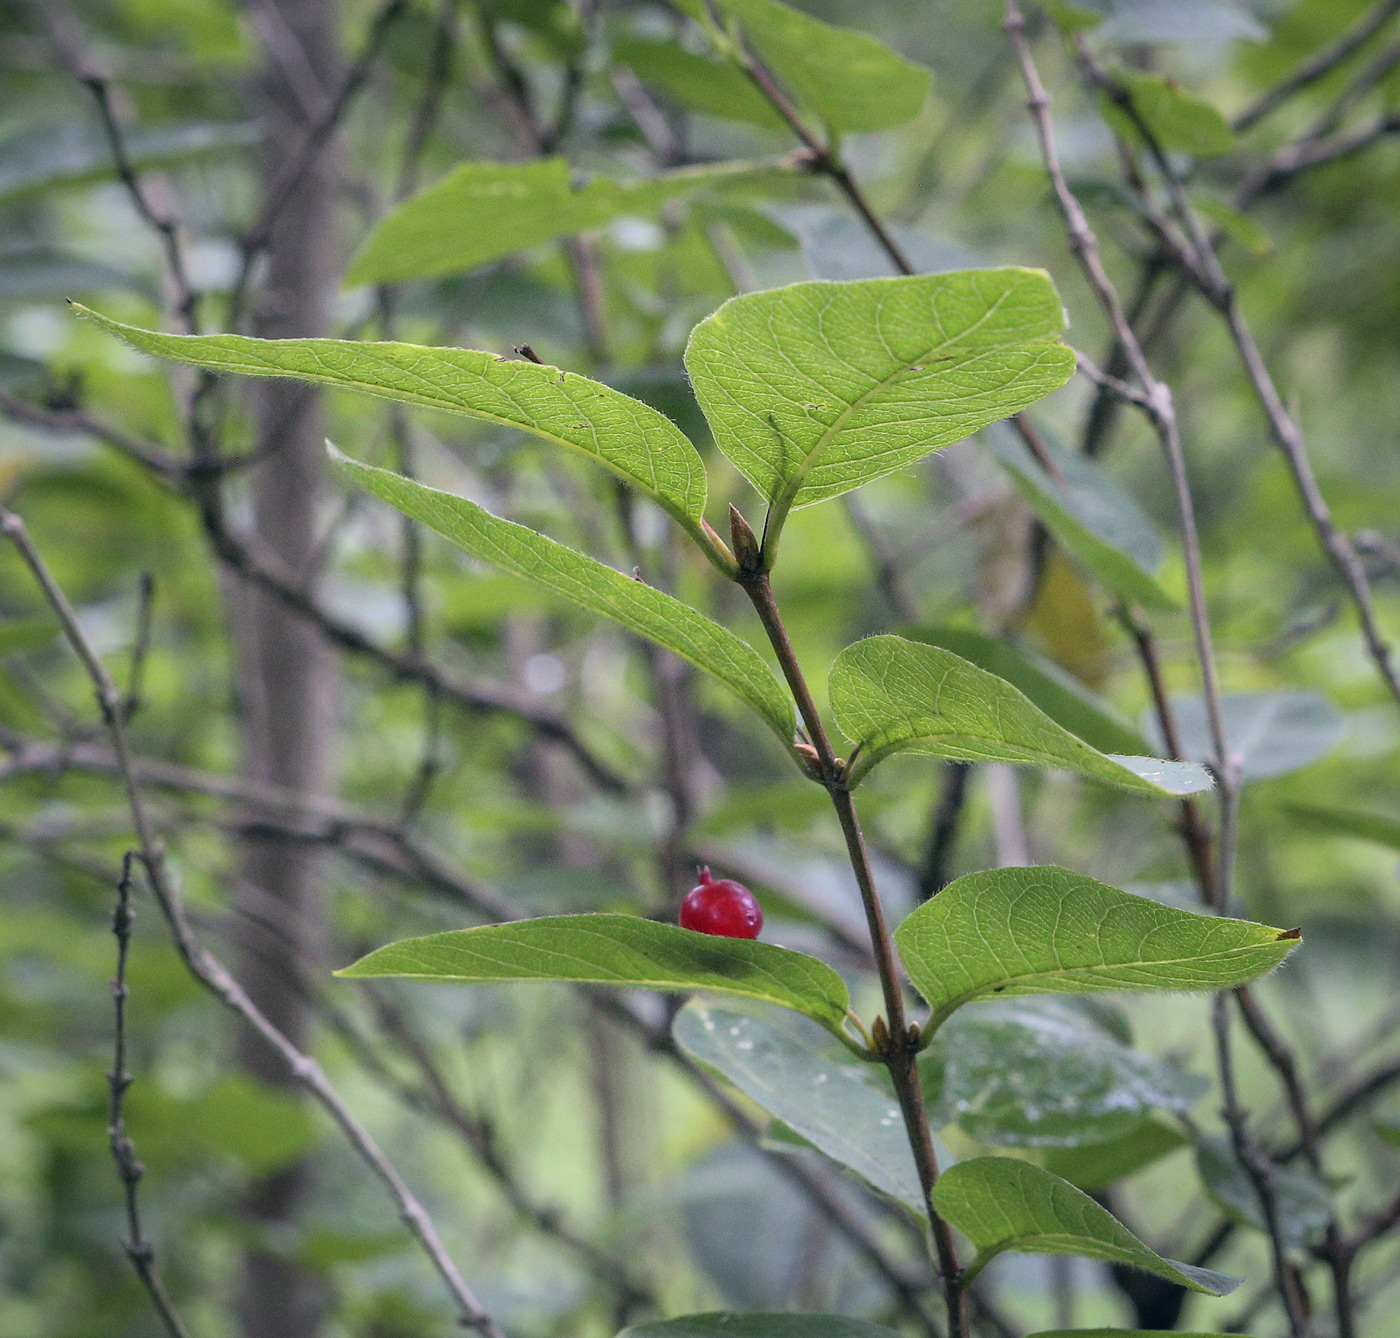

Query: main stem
[738,569,969,1338]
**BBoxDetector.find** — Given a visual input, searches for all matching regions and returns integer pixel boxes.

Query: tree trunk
[233,0,340,1332]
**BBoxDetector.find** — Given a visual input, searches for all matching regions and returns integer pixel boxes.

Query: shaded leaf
[613,37,786,128]
[1102,70,1235,156]
[0,249,144,303]
[622,1317,900,1338]
[0,120,260,203]
[349,157,779,285]
[983,420,1177,610]
[829,635,1209,795]
[685,271,1076,549]
[895,865,1300,1035]
[932,1157,1240,1294]
[332,449,795,746]
[902,625,1148,756]
[924,998,1206,1147]
[1096,1,1266,46]
[1148,692,1344,782]
[0,617,58,656]
[337,914,850,1032]
[1029,1331,1239,1337]
[1195,1135,1333,1251]
[701,0,930,133]
[74,305,715,545]
[1275,800,1400,852]
[1044,1120,1189,1190]
[674,1003,925,1214]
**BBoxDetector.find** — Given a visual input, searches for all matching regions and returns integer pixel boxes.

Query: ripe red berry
[680,866,763,939]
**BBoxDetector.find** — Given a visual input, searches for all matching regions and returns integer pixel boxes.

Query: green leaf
[337,914,850,1032]
[673,1003,925,1214]
[613,38,786,129]
[1028,1331,1240,1338]
[0,249,144,304]
[0,120,260,203]
[1044,1120,1189,1190]
[686,271,1075,555]
[1195,199,1272,258]
[702,0,929,133]
[982,420,1178,611]
[829,635,1209,795]
[348,157,780,285]
[1195,1135,1332,1251]
[620,1316,901,1338]
[0,617,58,656]
[923,999,1206,1148]
[932,1157,1240,1294]
[1102,70,1235,157]
[1148,692,1344,782]
[1374,1121,1400,1150]
[332,449,795,747]
[895,865,1300,1035]
[902,625,1148,756]
[1275,801,1400,852]
[73,304,714,550]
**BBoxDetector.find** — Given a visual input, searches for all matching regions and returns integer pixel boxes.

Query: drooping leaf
[895,865,1300,1035]
[621,1317,900,1338]
[982,420,1178,611]
[0,120,260,203]
[337,914,850,1032]
[1044,1120,1189,1190]
[331,449,795,746]
[684,271,1076,552]
[1195,1135,1333,1251]
[1147,692,1344,782]
[698,0,930,133]
[932,1157,1240,1294]
[829,635,1209,795]
[922,998,1205,1147]
[1276,801,1400,852]
[902,625,1148,756]
[1102,70,1235,157]
[612,37,786,128]
[674,1003,925,1214]
[348,157,780,285]
[73,305,716,547]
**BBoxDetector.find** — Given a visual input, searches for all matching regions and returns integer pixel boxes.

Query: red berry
[679,866,763,939]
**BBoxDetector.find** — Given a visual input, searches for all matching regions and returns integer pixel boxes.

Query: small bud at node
[729,504,762,573]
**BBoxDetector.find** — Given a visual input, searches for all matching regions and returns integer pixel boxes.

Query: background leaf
[333,450,796,746]
[684,270,1076,537]
[1195,1135,1333,1251]
[1102,70,1236,156]
[337,914,851,1031]
[611,38,787,128]
[1148,692,1344,781]
[1043,1121,1189,1190]
[1277,801,1400,852]
[673,1003,926,1214]
[829,635,1208,794]
[895,865,1299,1034]
[75,305,713,541]
[932,1157,1241,1294]
[621,1314,901,1338]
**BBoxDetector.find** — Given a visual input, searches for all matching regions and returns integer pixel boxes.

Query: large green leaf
[684,271,1076,555]
[332,450,794,746]
[902,624,1148,756]
[1150,692,1344,782]
[923,998,1206,1147]
[932,1157,1240,1294]
[698,0,930,133]
[829,635,1209,795]
[337,914,849,1032]
[612,38,787,129]
[1043,1120,1189,1190]
[983,420,1178,611]
[673,1003,925,1214]
[620,1316,900,1338]
[895,866,1300,1035]
[73,305,715,548]
[0,120,259,203]
[348,157,778,285]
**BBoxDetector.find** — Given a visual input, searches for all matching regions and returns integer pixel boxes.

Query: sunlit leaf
[332,449,795,747]
[932,1157,1240,1294]
[895,865,1300,1035]
[348,157,780,285]
[829,635,1209,794]
[685,271,1076,551]
[674,1003,925,1214]
[73,304,714,544]
[337,914,850,1032]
